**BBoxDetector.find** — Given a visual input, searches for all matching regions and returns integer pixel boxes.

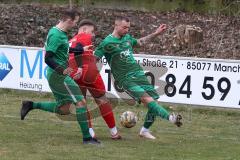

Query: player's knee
[141,96,154,105]
[76,99,87,108]
[58,104,71,115]
[92,89,106,98]
[95,94,108,105]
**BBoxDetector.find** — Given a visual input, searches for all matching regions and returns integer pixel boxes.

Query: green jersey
[95,34,144,84]
[45,27,69,69]
[44,27,84,106]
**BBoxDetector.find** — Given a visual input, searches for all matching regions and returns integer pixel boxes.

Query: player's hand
[155,24,167,35]
[72,68,83,80]
[63,67,73,75]
[83,45,94,52]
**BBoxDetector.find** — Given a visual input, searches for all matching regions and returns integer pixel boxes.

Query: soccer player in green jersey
[95,16,183,139]
[20,9,100,144]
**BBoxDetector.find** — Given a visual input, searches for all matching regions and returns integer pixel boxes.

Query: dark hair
[79,19,96,29]
[60,9,80,21]
[115,16,130,22]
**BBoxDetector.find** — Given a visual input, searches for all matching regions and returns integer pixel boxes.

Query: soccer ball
[120,111,138,128]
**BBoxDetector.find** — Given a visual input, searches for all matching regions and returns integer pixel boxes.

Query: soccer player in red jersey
[68,19,121,140]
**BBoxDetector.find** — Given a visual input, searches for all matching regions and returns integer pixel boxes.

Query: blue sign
[0,52,13,81]
[20,49,47,79]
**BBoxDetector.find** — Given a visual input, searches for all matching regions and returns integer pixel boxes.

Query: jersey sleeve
[94,42,105,59]
[45,34,61,53]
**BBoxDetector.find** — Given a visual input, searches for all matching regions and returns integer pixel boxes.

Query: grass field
[0,88,240,160]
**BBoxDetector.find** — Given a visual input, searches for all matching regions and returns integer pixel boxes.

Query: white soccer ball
[120,111,138,128]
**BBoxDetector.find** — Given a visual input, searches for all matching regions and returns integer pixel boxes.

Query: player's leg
[21,95,75,119]
[121,79,156,139]
[62,76,100,144]
[122,77,182,139]
[75,79,95,137]
[140,78,182,127]
[21,71,100,144]
[139,81,182,138]
[127,76,180,123]
[20,72,73,119]
[87,75,121,139]
[94,95,121,139]
[21,101,57,120]
[122,82,158,139]
[140,95,182,126]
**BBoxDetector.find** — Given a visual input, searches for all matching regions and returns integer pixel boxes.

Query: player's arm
[69,42,93,67]
[94,43,105,62]
[69,42,84,67]
[137,24,167,46]
[45,34,73,75]
[45,51,71,75]
[69,43,84,54]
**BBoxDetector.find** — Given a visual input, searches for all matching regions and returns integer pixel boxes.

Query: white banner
[1,45,240,109]
[0,45,49,92]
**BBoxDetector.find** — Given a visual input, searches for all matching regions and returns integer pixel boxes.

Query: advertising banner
[1,45,240,108]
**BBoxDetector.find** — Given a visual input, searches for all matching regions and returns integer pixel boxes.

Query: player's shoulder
[97,35,110,46]
[102,34,112,41]
[49,27,60,34]
[48,27,64,39]
[101,34,118,45]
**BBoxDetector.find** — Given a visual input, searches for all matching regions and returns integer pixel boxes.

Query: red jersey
[68,33,103,91]
[69,32,94,65]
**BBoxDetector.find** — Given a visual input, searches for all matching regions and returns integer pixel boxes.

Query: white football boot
[139,127,156,140]
[169,113,183,127]
[110,127,122,140]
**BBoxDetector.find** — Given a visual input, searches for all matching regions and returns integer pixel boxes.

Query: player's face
[78,25,96,39]
[117,20,130,37]
[67,16,80,30]
[84,25,95,37]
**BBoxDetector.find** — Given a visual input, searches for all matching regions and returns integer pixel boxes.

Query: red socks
[86,102,116,129]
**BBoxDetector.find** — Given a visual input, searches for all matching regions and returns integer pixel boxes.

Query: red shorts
[68,53,106,98]
[75,71,106,98]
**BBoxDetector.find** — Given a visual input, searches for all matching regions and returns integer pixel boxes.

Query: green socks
[143,101,170,129]
[76,107,91,139]
[33,102,91,139]
[33,102,59,113]
[143,110,155,129]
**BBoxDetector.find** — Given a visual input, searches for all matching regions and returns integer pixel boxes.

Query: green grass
[0,88,240,160]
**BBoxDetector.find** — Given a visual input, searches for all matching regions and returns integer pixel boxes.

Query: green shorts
[47,68,84,107]
[121,74,159,101]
